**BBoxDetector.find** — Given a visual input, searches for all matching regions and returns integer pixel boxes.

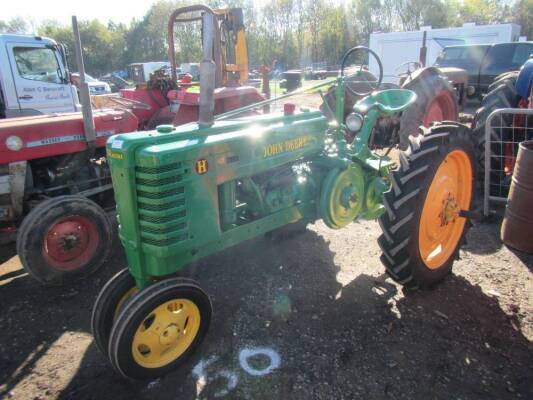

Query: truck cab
[0,34,79,118]
[435,42,533,98]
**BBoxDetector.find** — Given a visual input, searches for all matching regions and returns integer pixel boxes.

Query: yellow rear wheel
[108,278,211,379]
[378,123,476,289]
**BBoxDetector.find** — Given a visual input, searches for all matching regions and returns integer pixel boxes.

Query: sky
[3,0,160,26]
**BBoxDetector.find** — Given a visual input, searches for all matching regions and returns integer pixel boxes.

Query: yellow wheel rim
[418,150,472,270]
[113,287,139,321]
[132,298,201,369]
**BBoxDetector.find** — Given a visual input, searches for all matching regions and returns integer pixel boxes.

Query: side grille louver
[134,162,189,247]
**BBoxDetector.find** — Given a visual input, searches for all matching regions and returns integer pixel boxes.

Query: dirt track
[0,215,531,400]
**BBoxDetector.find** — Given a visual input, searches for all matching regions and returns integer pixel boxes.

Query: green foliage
[1,0,525,77]
[0,17,29,34]
[514,0,533,40]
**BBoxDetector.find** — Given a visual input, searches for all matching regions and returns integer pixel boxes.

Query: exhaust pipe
[72,15,96,151]
[198,12,216,128]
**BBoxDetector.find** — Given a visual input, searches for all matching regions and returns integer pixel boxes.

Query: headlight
[345,113,364,132]
[6,136,23,151]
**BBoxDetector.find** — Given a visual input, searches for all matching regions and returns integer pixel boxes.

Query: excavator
[117,5,264,129]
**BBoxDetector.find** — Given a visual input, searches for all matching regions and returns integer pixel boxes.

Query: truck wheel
[399,70,458,150]
[16,195,112,285]
[108,278,212,379]
[91,268,138,356]
[378,123,476,290]
[472,74,519,193]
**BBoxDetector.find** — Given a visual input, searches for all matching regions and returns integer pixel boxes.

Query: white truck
[0,34,80,118]
[370,23,523,84]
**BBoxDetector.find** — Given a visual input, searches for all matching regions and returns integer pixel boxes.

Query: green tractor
[92,14,477,380]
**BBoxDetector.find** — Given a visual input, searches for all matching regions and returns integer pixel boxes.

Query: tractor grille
[135,162,189,247]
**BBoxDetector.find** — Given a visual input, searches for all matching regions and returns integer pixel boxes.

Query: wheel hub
[440,195,459,226]
[341,186,359,209]
[320,165,365,229]
[160,324,180,346]
[42,215,99,270]
[46,221,89,262]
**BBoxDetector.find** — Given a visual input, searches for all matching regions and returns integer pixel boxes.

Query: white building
[369,23,522,83]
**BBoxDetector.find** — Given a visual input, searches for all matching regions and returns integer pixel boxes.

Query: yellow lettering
[196,159,208,174]
[108,151,124,160]
[263,135,312,158]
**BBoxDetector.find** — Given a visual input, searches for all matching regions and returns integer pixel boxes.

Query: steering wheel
[340,46,383,96]
[394,61,422,79]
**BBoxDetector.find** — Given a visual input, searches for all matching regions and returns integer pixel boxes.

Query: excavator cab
[216,8,249,85]
[121,4,263,129]
[168,5,249,87]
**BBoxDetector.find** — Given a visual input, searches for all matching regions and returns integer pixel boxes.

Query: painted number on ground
[192,346,281,398]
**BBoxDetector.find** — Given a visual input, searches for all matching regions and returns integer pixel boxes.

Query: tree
[459,0,511,25]
[0,17,29,34]
[514,0,533,41]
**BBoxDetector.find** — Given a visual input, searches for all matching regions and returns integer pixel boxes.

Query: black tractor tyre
[378,122,476,290]
[108,278,212,379]
[398,69,458,150]
[487,71,519,94]
[472,74,520,193]
[91,268,137,356]
[16,195,113,285]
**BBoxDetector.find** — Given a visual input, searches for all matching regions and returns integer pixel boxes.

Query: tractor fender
[516,59,533,99]
[400,66,443,88]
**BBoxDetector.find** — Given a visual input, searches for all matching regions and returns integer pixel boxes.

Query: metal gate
[483,108,533,216]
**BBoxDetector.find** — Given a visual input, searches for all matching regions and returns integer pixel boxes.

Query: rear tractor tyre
[108,278,212,379]
[378,123,476,290]
[472,74,520,195]
[399,70,458,150]
[91,268,138,356]
[16,195,113,285]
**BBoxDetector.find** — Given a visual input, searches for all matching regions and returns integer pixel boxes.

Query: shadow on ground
[1,220,531,400]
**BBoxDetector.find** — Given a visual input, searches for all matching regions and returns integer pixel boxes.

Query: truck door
[480,43,533,94]
[6,41,76,115]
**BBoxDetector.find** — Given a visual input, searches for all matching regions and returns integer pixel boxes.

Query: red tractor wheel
[399,69,458,150]
[16,195,113,285]
[422,90,457,126]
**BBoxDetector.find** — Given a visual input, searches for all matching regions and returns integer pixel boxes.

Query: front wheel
[91,268,138,356]
[378,122,476,290]
[108,278,212,379]
[16,195,113,285]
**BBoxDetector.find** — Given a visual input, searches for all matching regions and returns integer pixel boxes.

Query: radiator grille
[135,162,189,247]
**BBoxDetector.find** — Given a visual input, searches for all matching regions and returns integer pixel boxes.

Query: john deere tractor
[92,13,477,380]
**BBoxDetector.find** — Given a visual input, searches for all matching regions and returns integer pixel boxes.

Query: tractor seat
[353,89,417,116]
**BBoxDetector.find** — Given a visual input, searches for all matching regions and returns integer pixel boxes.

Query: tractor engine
[224,162,315,229]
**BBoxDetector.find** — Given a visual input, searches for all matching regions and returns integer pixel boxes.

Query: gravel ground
[0,215,531,400]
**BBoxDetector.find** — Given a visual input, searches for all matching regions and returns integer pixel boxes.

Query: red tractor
[119,6,263,130]
[0,6,264,285]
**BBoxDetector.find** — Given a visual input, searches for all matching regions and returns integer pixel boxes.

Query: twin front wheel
[91,271,212,379]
